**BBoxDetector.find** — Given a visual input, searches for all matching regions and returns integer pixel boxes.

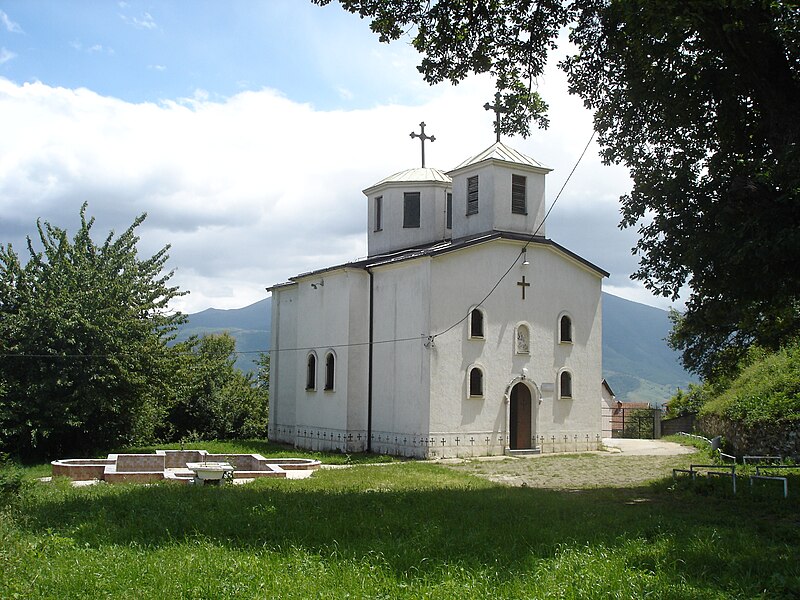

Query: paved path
[602,438,696,456]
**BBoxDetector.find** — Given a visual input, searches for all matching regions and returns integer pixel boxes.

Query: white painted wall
[450,161,548,240]
[370,258,432,447]
[366,181,451,257]
[426,239,603,455]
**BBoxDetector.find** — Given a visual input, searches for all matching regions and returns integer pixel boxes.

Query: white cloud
[1,10,23,34]
[0,48,16,64]
[149,64,166,72]
[0,73,651,313]
[120,11,157,30]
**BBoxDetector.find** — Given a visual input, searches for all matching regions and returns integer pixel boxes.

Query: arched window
[468,366,484,397]
[560,371,573,398]
[306,353,317,391]
[469,308,485,339]
[560,315,573,343]
[324,352,335,391]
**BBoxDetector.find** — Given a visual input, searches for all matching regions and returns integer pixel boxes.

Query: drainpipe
[367,268,374,453]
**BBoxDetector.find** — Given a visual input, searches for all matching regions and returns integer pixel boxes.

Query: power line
[1,131,597,361]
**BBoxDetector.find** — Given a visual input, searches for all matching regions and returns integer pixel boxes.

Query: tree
[164,334,269,442]
[0,204,185,458]
[315,0,800,380]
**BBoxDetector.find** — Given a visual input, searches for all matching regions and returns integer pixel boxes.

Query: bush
[665,383,713,417]
[702,341,800,426]
[0,455,27,507]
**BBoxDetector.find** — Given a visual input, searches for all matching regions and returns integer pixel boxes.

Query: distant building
[268,128,608,457]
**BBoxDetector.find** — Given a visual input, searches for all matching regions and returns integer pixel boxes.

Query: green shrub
[665,382,713,417]
[0,455,27,506]
[702,341,800,426]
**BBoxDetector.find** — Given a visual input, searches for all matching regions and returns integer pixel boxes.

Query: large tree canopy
[316,0,800,380]
[0,204,185,458]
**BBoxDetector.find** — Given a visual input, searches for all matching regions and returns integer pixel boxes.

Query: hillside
[176,293,695,403]
[173,298,271,373]
[601,293,696,405]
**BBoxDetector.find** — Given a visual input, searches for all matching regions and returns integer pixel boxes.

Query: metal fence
[602,406,661,439]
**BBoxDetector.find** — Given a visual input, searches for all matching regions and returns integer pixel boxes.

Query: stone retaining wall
[698,415,800,460]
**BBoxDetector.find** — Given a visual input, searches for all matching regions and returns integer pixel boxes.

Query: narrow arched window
[324,352,335,391]
[470,308,484,338]
[560,371,573,398]
[560,315,573,343]
[469,367,484,397]
[306,353,317,390]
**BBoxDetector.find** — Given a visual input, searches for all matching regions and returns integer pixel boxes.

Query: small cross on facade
[483,92,507,143]
[410,122,435,167]
[517,275,531,300]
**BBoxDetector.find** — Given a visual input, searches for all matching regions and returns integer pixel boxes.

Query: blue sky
[0,1,675,313]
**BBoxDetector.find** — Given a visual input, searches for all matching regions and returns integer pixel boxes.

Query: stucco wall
[425,239,603,456]
[367,182,451,256]
[370,258,433,448]
[450,162,547,240]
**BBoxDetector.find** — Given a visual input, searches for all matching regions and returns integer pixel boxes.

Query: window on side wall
[469,308,485,339]
[468,367,484,397]
[403,192,420,228]
[324,352,335,391]
[466,175,479,215]
[446,192,453,230]
[560,371,573,398]
[306,353,317,391]
[560,315,573,343]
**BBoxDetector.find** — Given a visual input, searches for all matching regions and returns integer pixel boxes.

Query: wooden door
[510,383,532,449]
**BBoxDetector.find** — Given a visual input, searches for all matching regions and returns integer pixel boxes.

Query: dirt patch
[446,451,701,490]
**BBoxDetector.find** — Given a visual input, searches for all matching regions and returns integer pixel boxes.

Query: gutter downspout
[367,268,374,453]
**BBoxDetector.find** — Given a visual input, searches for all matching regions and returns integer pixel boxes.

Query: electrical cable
[0,131,597,361]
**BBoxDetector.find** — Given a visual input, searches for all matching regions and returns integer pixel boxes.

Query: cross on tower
[483,92,507,143]
[409,122,435,167]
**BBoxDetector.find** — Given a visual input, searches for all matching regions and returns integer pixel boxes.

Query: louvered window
[446,192,453,229]
[403,192,420,228]
[512,174,527,214]
[375,196,383,231]
[466,175,479,215]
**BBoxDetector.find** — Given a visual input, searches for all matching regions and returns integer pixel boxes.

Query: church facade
[268,136,607,458]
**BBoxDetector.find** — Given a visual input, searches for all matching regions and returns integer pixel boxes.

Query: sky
[0,1,680,314]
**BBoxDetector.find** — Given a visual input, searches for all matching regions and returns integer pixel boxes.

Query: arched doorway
[509,383,532,450]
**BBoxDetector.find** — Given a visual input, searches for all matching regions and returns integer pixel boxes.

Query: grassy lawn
[2,443,799,598]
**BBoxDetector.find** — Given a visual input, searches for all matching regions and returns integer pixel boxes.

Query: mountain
[173,298,271,373]
[602,293,696,405]
[176,293,695,403]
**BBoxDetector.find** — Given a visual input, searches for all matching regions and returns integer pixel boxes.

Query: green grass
[2,451,799,598]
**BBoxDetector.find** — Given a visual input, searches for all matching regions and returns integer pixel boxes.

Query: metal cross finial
[484,91,506,143]
[410,122,435,167]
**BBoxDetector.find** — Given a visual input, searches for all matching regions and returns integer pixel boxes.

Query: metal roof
[449,141,551,173]
[364,167,451,192]
[272,231,608,287]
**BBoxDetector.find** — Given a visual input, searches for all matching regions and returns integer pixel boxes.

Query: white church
[268,122,607,458]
